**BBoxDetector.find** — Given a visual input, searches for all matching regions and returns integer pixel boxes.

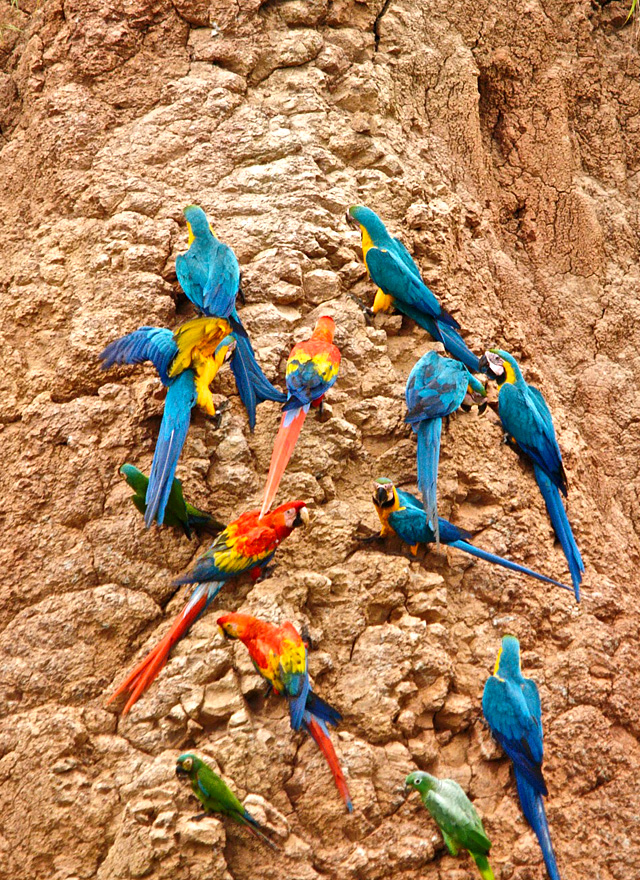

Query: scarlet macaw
[119,463,224,539]
[217,612,353,812]
[479,350,583,601]
[259,316,341,518]
[371,479,572,592]
[406,350,486,542]
[108,501,309,715]
[482,636,561,880]
[346,205,480,372]
[405,771,494,880]
[176,753,278,850]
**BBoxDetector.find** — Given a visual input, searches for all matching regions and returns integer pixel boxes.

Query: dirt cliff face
[1,0,639,878]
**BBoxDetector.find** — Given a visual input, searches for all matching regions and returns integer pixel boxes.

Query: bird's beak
[345,209,359,229]
[479,350,506,381]
[374,483,392,506]
[295,506,310,528]
[176,766,188,779]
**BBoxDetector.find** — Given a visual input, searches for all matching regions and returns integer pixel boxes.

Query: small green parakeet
[120,464,223,539]
[405,771,494,880]
[176,753,278,850]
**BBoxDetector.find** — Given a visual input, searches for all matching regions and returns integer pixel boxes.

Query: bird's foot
[190,813,207,822]
[348,292,374,323]
[211,399,230,429]
[300,624,316,651]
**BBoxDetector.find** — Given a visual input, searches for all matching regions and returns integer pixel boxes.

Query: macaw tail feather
[534,465,583,602]
[416,418,442,544]
[229,317,286,431]
[395,302,480,373]
[107,581,223,715]
[239,811,280,851]
[185,506,225,537]
[145,371,196,528]
[303,715,353,813]
[515,769,561,880]
[435,320,481,373]
[448,540,574,593]
[259,406,308,518]
[472,853,495,880]
[305,691,342,727]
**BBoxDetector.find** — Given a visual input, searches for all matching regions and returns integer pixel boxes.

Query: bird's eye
[183,758,192,770]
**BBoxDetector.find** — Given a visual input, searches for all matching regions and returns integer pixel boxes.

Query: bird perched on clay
[346,205,480,372]
[100,313,284,526]
[119,463,223,539]
[108,501,310,715]
[405,771,495,880]
[259,316,341,518]
[218,612,353,812]
[370,478,573,592]
[482,636,561,880]
[100,321,234,527]
[175,753,278,850]
[405,350,486,542]
[479,349,583,601]
[176,204,286,427]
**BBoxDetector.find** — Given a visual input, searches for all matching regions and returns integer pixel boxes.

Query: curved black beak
[345,209,359,229]
[478,353,490,374]
[176,766,188,779]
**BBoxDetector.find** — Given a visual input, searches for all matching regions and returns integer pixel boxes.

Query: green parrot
[405,771,495,880]
[175,753,278,850]
[119,464,224,539]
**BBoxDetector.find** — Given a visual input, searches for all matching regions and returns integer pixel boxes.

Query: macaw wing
[278,633,310,730]
[521,678,543,733]
[405,355,466,422]
[482,676,545,793]
[176,251,206,311]
[197,765,245,814]
[391,236,422,279]
[425,790,491,855]
[498,383,565,489]
[99,327,177,385]
[388,505,435,545]
[202,243,240,318]
[365,247,459,328]
[189,519,278,581]
[286,352,339,406]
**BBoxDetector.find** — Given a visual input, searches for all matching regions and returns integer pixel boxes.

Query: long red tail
[259,407,307,518]
[108,583,218,716]
[305,717,353,812]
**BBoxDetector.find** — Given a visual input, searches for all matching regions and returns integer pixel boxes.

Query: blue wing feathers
[416,419,442,538]
[99,327,177,385]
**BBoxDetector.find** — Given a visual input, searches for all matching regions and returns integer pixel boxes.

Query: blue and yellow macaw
[100,320,236,527]
[176,205,286,428]
[176,205,241,319]
[346,205,480,372]
[406,351,486,543]
[482,636,561,880]
[479,350,583,601]
[372,479,573,592]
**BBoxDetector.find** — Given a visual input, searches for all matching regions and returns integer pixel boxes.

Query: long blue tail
[534,465,583,601]
[229,315,286,431]
[448,540,573,592]
[396,302,481,372]
[515,769,561,880]
[145,371,196,527]
[416,419,442,543]
[305,690,342,727]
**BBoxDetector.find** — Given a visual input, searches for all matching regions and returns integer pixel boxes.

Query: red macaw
[108,501,309,715]
[217,612,353,813]
[259,316,341,518]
